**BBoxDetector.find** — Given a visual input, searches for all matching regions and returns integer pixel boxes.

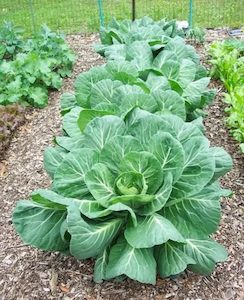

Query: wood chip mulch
[0,31,243,300]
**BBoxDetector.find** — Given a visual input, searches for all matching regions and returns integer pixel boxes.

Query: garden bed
[0,32,243,300]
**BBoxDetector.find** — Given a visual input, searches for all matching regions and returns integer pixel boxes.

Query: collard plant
[13,111,232,284]
[95,16,185,56]
[60,52,215,124]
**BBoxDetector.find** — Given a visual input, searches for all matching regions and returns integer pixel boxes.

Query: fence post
[188,0,193,28]
[97,0,105,27]
[132,0,136,21]
[28,0,36,33]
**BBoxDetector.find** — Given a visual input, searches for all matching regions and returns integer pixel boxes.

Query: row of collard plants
[209,39,244,152]
[0,21,76,107]
[13,17,233,284]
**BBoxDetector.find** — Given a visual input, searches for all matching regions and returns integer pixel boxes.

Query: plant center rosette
[13,111,232,284]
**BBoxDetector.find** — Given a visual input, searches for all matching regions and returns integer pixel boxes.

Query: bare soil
[0,32,243,300]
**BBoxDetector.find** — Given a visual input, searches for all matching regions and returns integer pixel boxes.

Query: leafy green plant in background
[95,17,185,55]
[0,22,76,107]
[209,39,244,151]
[13,112,232,284]
[94,18,215,120]
[96,17,205,54]
[185,27,205,43]
[0,21,24,59]
[63,39,215,122]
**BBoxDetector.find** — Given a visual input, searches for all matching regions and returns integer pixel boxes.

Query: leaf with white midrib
[184,238,228,274]
[53,148,98,199]
[13,200,68,252]
[125,213,185,248]
[105,237,156,284]
[156,241,196,277]
[67,205,122,259]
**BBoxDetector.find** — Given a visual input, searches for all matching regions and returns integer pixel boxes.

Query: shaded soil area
[0,32,243,300]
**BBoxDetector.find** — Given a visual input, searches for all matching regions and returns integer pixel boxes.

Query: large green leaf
[184,239,228,274]
[104,44,127,60]
[119,93,158,116]
[77,109,114,132]
[200,89,216,107]
[169,79,184,95]
[148,131,185,182]
[160,60,180,80]
[13,200,68,251]
[156,241,195,277]
[183,78,210,109]
[153,90,186,120]
[31,189,75,207]
[60,92,76,115]
[77,199,112,219]
[67,205,122,259]
[94,248,109,283]
[125,107,153,128]
[62,107,82,137]
[75,66,110,107]
[172,137,215,197]
[55,136,85,152]
[164,37,199,63]
[127,41,153,71]
[129,112,178,146]
[178,59,196,88]
[120,151,163,194]
[43,146,67,178]
[105,237,156,284]
[77,199,137,226]
[85,163,116,206]
[125,213,185,248]
[153,50,178,70]
[146,73,170,93]
[159,114,203,143]
[106,60,138,84]
[99,135,142,173]
[114,84,145,99]
[53,148,98,198]
[90,79,122,107]
[163,182,227,236]
[83,116,126,152]
[210,147,233,182]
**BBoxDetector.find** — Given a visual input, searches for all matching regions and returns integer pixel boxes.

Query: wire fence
[0,0,243,35]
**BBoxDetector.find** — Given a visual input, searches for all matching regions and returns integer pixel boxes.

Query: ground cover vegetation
[13,17,233,284]
[209,39,244,152]
[0,21,75,161]
[0,21,76,108]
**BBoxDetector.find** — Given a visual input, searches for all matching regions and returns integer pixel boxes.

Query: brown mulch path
[0,32,243,300]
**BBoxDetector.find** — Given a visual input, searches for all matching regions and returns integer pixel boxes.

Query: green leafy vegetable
[13,113,232,284]
[0,23,76,107]
[12,17,232,285]
[209,39,244,151]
